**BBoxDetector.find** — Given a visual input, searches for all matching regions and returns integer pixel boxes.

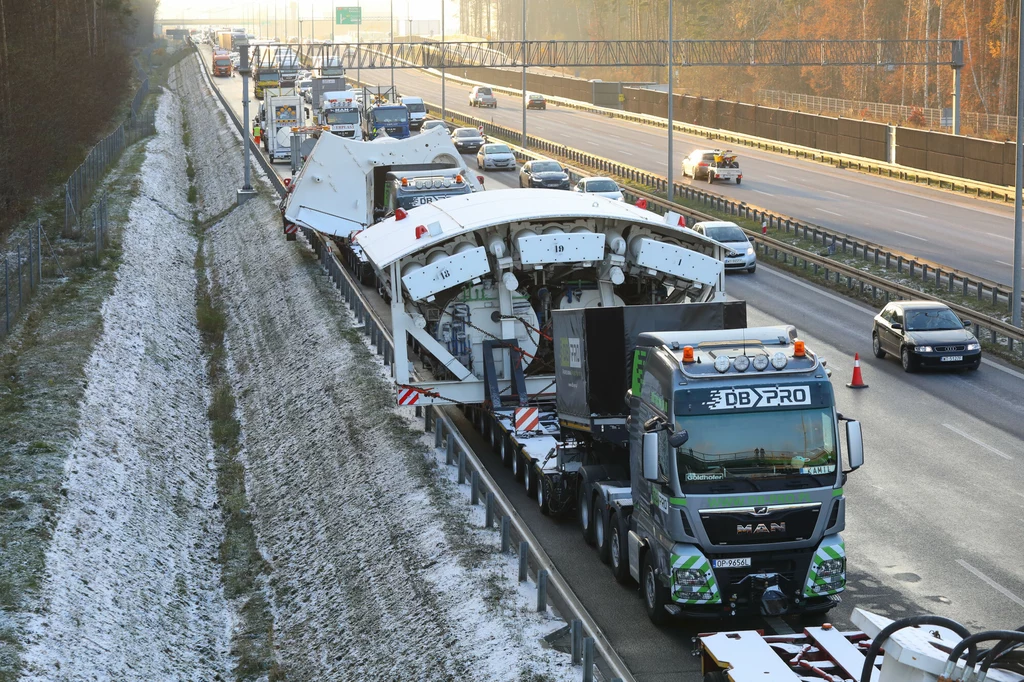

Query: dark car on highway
[872,301,981,372]
[451,127,485,153]
[518,159,570,189]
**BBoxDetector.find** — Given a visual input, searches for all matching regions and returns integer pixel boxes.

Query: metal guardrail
[428,102,1024,359]
[419,67,1015,203]
[195,44,635,682]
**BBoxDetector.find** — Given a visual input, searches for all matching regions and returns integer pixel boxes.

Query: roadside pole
[441,0,446,122]
[238,42,257,205]
[521,0,527,148]
[666,0,674,202]
[1015,11,1024,327]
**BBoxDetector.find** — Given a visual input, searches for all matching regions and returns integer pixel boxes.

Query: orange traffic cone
[846,353,868,389]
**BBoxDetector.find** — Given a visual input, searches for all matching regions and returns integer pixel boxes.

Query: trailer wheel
[579,487,595,545]
[500,434,514,468]
[538,476,552,516]
[609,512,631,583]
[595,505,611,564]
[643,552,669,626]
[512,448,525,483]
[525,462,538,499]
[703,672,728,682]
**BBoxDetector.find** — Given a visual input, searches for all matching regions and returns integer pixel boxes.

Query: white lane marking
[826,190,851,198]
[638,141,655,147]
[957,560,1024,609]
[816,208,842,217]
[942,424,1013,460]
[764,616,796,635]
[757,266,1024,380]
[755,190,774,197]
[893,230,928,242]
[996,260,1015,267]
[987,232,1014,241]
[766,175,788,182]
[896,208,928,218]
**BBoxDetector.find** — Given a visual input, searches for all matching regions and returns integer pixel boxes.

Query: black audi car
[872,301,981,372]
[450,127,485,153]
[518,159,570,189]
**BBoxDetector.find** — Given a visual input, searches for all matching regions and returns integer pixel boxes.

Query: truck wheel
[538,476,552,516]
[512,448,525,482]
[526,462,538,499]
[609,512,631,583]
[642,552,669,626]
[579,487,595,545]
[704,672,729,682]
[595,504,611,564]
[707,173,714,184]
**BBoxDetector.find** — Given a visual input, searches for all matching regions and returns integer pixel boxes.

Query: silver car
[477,143,516,171]
[469,85,497,108]
[572,176,623,201]
[691,221,756,273]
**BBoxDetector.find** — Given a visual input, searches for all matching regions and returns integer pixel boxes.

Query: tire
[609,512,631,583]
[501,434,514,468]
[735,177,742,184]
[747,264,756,274]
[872,332,886,359]
[579,486,595,545]
[901,346,918,373]
[708,173,714,184]
[538,475,552,516]
[642,551,669,625]
[595,500,611,564]
[526,462,538,499]
[512,448,525,482]
[969,361,981,371]
[704,673,729,682]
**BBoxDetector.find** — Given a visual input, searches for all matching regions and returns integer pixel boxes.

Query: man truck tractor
[552,305,863,622]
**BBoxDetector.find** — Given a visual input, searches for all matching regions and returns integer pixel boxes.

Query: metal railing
[757,89,1016,138]
[427,102,1024,360]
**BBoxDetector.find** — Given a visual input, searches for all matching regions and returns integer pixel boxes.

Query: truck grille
[699,504,820,546]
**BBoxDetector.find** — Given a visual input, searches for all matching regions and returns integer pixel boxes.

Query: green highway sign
[336,6,362,25]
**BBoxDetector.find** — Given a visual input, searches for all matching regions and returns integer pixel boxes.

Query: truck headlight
[818,557,845,578]
[673,568,708,588]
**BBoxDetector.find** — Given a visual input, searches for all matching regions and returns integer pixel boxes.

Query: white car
[477,143,516,171]
[572,177,623,201]
[691,221,756,273]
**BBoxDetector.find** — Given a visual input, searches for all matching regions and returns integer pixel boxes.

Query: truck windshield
[372,108,409,124]
[405,102,426,113]
[674,407,837,492]
[325,110,359,125]
[259,70,280,80]
[215,59,231,66]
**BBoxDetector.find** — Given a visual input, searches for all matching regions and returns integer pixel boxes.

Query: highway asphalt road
[361,67,1023,288]
[201,50,1024,679]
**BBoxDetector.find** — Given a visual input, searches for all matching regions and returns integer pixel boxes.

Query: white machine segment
[400,246,490,301]
[632,237,724,286]
[699,630,801,681]
[516,231,606,266]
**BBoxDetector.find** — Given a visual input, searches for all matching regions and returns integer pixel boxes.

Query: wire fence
[755,89,1016,139]
[2,51,156,341]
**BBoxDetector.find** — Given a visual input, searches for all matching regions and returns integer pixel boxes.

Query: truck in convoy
[281,125,483,239]
[253,57,280,99]
[363,103,411,140]
[310,77,346,113]
[400,96,427,131]
[217,31,233,52]
[261,89,305,162]
[317,91,362,140]
[381,168,473,213]
[211,49,233,77]
[230,29,247,50]
[315,55,345,78]
[279,50,301,86]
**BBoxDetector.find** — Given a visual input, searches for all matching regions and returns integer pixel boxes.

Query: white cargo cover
[356,189,725,269]
[283,126,480,237]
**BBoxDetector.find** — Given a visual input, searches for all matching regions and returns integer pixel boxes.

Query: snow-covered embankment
[20,86,232,679]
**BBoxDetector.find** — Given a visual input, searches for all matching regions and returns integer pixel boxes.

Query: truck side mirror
[642,433,659,481]
[845,421,864,471]
[667,429,689,449]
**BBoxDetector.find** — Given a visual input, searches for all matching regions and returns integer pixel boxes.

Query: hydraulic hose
[860,616,974,682]
[977,626,1024,680]
[944,632,1024,681]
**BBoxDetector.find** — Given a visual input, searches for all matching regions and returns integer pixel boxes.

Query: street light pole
[1014,4,1024,327]
[666,0,674,202]
[441,0,446,122]
[521,0,526,148]
[390,0,395,92]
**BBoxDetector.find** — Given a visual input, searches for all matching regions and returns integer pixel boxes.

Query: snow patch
[19,89,232,681]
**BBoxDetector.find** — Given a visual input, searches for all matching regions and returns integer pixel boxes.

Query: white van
[400,96,427,131]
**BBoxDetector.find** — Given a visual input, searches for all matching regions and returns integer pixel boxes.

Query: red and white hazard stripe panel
[397,387,420,406]
[514,407,540,433]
